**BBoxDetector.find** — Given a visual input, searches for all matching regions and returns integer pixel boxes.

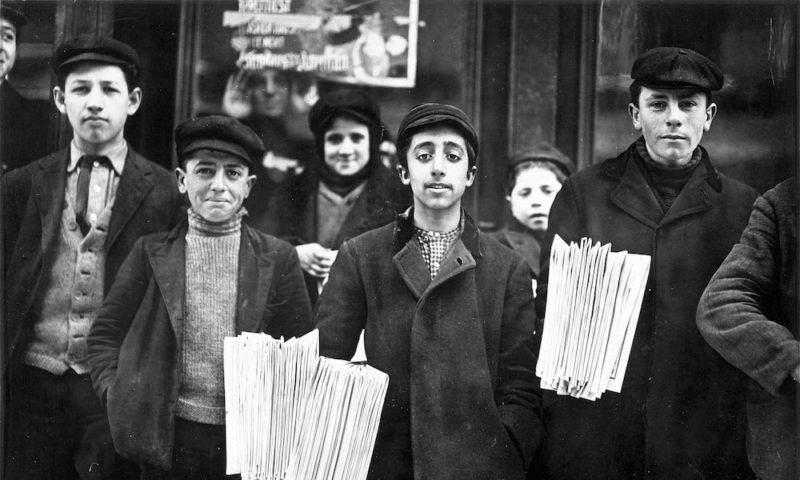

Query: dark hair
[505,160,566,195]
[57,61,140,91]
[629,80,712,107]
[396,120,477,169]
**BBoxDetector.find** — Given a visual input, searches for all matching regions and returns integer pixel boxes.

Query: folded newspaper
[536,235,650,401]
[224,330,389,480]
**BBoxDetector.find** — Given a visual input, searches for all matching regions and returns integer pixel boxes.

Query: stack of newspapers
[536,235,651,401]
[224,330,389,480]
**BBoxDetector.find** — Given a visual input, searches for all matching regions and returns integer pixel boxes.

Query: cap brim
[57,52,129,71]
[181,139,254,168]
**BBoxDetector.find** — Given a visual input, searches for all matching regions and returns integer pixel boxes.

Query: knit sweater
[175,208,243,425]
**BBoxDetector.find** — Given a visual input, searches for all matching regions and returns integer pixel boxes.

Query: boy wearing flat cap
[315,103,542,479]
[3,36,184,479]
[88,115,313,479]
[534,47,758,479]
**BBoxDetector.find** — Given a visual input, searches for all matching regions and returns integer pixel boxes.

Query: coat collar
[392,207,482,258]
[391,208,480,298]
[601,143,722,229]
[148,222,277,336]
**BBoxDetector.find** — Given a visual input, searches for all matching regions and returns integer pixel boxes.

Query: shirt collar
[67,140,128,175]
[394,207,482,258]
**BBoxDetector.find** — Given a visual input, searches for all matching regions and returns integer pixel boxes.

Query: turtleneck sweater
[635,137,702,212]
[176,208,244,425]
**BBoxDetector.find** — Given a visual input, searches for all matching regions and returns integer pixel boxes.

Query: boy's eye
[350,133,365,143]
[517,188,531,197]
[227,169,242,178]
[2,32,14,42]
[649,101,666,110]
[445,152,462,162]
[416,152,433,162]
[196,167,214,175]
[679,100,697,109]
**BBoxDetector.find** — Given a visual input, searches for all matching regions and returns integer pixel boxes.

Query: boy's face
[628,86,716,167]
[53,62,142,154]
[507,166,562,234]
[324,116,370,177]
[399,124,475,217]
[176,153,256,224]
[0,18,17,79]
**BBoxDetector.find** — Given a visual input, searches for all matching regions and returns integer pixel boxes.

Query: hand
[296,243,337,278]
[222,70,252,119]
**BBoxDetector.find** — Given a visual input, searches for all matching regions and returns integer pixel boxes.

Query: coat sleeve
[314,240,368,360]
[496,257,544,469]
[535,177,585,327]
[696,193,800,396]
[266,244,314,339]
[88,237,151,403]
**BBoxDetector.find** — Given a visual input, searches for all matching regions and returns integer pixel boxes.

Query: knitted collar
[187,207,246,237]
[635,136,702,172]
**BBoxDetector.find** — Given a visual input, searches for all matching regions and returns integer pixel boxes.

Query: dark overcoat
[315,211,542,480]
[697,177,798,480]
[535,143,758,479]
[2,147,186,366]
[87,221,313,469]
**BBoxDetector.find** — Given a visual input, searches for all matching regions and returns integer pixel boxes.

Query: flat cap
[308,88,382,135]
[631,47,723,91]
[52,35,140,74]
[397,103,479,161]
[1,4,27,29]
[512,141,575,177]
[175,115,265,168]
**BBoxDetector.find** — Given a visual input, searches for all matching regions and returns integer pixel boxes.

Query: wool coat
[87,221,313,469]
[697,177,798,480]
[0,81,50,171]
[534,143,758,479]
[3,147,185,366]
[315,211,542,480]
[281,163,412,302]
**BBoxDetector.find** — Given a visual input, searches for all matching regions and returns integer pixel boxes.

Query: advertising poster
[223,0,419,88]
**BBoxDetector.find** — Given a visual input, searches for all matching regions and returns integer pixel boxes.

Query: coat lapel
[427,239,476,292]
[32,152,69,252]
[148,227,186,337]
[609,157,664,229]
[235,228,275,334]
[659,161,713,227]
[107,150,155,250]
[393,242,431,299]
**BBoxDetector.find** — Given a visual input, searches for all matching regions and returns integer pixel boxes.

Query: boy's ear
[628,103,642,131]
[243,174,257,198]
[175,167,187,194]
[127,87,143,116]
[396,164,410,185]
[466,165,476,186]
[53,86,67,114]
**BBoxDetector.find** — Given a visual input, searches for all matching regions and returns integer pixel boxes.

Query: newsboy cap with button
[52,35,140,74]
[1,3,27,29]
[396,103,479,164]
[175,115,265,168]
[631,47,723,91]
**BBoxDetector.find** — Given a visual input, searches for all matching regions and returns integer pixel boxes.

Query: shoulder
[243,223,298,257]
[762,177,796,206]
[125,150,175,184]
[715,170,759,205]
[479,230,528,267]
[4,150,65,188]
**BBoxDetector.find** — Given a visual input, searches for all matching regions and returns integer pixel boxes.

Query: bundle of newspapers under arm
[224,330,389,480]
[536,235,651,401]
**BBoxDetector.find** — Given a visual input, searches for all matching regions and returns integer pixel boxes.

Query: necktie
[75,155,108,235]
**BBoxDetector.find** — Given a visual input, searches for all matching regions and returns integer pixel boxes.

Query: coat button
[68,220,77,230]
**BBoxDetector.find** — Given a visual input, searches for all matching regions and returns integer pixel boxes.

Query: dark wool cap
[52,35,140,74]
[397,103,479,161]
[1,4,27,29]
[511,141,575,177]
[175,115,265,168]
[308,88,382,135]
[631,47,723,91]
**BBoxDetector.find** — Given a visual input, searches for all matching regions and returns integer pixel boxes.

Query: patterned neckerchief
[414,225,461,279]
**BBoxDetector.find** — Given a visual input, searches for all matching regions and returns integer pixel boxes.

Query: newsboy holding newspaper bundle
[315,103,542,480]
[534,47,758,479]
[88,116,312,478]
